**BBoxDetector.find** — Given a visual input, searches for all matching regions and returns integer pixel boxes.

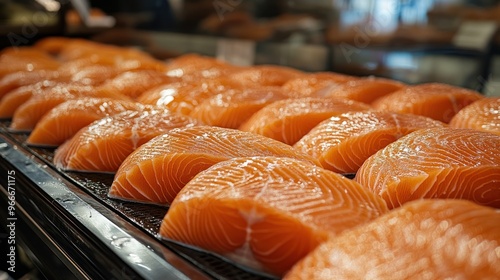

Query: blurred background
[1,0,499,94]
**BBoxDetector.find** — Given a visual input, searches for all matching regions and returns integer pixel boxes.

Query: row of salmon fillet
[1,37,499,279]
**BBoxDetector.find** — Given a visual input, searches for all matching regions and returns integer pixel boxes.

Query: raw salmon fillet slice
[281,72,357,98]
[53,109,200,173]
[108,126,320,206]
[56,56,117,73]
[164,53,239,80]
[27,97,144,147]
[355,127,500,209]
[56,54,167,74]
[449,97,500,135]
[0,66,115,99]
[294,111,446,174]
[136,82,193,107]
[160,156,388,276]
[65,65,121,85]
[9,83,131,131]
[320,77,406,104]
[57,39,157,62]
[0,64,121,117]
[0,47,61,77]
[372,83,484,123]
[230,65,304,87]
[56,40,169,72]
[8,84,94,131]
[189,87,288,128]
[94,70,176,99]
[0,70,60,99]
[0,63,123,101]
[137,78,243,115]
[0,81,58,119]
[239,97,372,145]
[285,199,500,280]
[7,68,168,129]
[0,79,116,120]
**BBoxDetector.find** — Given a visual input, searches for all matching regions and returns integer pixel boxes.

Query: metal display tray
[0,121,273,280]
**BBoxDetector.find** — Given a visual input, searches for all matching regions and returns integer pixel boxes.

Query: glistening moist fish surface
[0,122,274,280]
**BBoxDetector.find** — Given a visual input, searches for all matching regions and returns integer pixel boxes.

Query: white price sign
[216,39,255,66]
[453,21,497,51]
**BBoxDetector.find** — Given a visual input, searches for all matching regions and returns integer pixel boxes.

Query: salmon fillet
[355,127,500,209]
[108,126,320,206]
[27,97,144,147]
[0,63,123,102]
[94,70,177,99]
[55,39,169,72]
[160,156,388,276]
[189,87,288,128]
[137,78,243,115]
[281,72,357,98]
[0,56,157,99]
[230,65,304,87]
[53,109,200,173]
[0,61,127,105]
[57,54,167,74]
[372,83,484,123]
[320,76,406,104]
[0,70,61,99]
[0,48,60,77]
[65,65,121,85]
[165,53,239,80]
[57,39,157,62]
[449,97,500,135]
[285,199,500,280]
[56,56,117,74]
[294,111,446,174]
[7,69,170,130]
[239,97,372,145]
[9,83,131,131]
[0,81,58,119]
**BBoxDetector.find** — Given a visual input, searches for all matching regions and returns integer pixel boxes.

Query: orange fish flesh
[285,199,500,280]
[239,97,371,145]
[160,156,388,276]
[27,97,144,147]
[355,127,500,209]
[53,109,200,173]
[294,111,446,174]
[372,83,483,123]
[449,97,500,135]
[108,126,320,206]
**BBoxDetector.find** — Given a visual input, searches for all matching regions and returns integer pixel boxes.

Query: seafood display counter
[0,121,273,280]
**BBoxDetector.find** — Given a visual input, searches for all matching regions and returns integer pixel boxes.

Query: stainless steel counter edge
[0,135,211,280]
